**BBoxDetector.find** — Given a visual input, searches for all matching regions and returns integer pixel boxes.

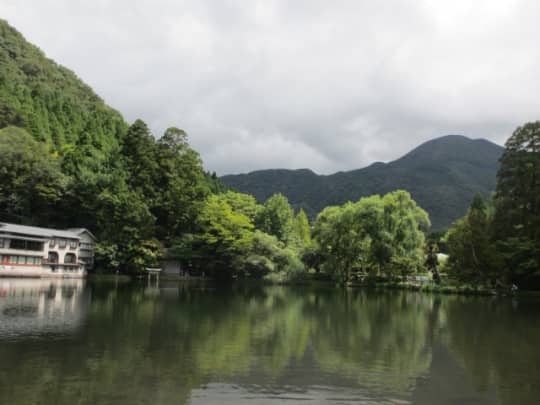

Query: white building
[67,228,97,271]
[0,222,95,278]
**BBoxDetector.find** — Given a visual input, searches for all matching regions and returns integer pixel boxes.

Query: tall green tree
[153,127,208,241]
[445,194,502,283]
[192,195,254,279]
[293,209,312,248]
[494,121,540,284]
[121,119,159,199]
[256,193,295,244]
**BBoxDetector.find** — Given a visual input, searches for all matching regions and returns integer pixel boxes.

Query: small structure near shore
[145,267,161,286]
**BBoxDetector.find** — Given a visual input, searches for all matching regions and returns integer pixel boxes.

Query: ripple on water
[190,383,412,405]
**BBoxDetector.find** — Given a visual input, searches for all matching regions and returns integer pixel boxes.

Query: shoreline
[83,274,532,297]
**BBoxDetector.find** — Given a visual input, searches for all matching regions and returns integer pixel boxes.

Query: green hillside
[221,135,504,230]
[0,19,127,153]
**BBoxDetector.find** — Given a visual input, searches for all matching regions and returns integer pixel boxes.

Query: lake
[0,278,538,404]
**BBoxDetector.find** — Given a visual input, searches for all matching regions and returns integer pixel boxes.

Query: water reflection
[0,280,538,404]
[0,278,89,339]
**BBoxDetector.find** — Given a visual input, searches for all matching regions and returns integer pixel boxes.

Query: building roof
[0,222,80,240]
[67,228,97,241]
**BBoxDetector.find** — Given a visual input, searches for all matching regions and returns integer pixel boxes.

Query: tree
[293,209,312,248]
[92,178,157,273]
[313,191,429,282]
[256,193,295,243]
[445,194,502,284]
[193,195,254,279]
[154,127,208,241]
[241,230,304,279]
[120,119,158,199]
[314,203,370,282]
[494,121,540,285]
[220,191,262,222]
[380,190,430,275]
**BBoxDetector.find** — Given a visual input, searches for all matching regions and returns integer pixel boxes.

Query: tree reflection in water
[0,281,537,405]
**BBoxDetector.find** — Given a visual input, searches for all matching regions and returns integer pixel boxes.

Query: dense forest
[444,122,540,289]
[1,19,539,289]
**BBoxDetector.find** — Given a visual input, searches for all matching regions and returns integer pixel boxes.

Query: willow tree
[313,190,429,282]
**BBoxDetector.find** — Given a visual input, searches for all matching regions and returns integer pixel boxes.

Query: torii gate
[145,267,161,286]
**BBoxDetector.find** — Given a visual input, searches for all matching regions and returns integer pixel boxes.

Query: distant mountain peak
[394,135,503,166]
[221,135,504,230]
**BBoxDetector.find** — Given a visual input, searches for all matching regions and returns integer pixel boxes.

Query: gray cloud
[2,0,539,174]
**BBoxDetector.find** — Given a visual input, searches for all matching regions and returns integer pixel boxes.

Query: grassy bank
[261,271,522,296]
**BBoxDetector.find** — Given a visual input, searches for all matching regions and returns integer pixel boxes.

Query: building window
[0,238,4,248]
[10,256,17,264]
[48,252,59,264]
[27,257,35,265]
[18,256,26,264]
[10,239,26,250]
[49,239,56,248]
[27,241,43,251]
[36,257,42,265]
[58,239,67,249]
[69,240,78,249]
[64,253,77,264]
[7,239,44,251]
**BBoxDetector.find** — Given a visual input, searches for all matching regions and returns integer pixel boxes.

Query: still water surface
[0,278,538,404]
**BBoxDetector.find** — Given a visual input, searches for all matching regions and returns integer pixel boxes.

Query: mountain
[221,135,505,230]
[0,19,127,153]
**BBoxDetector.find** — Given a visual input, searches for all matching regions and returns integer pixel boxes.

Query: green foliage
[293,209,312,249]
[241,231,304,279]
[493,121,540,284]
[121,120,159,197]
[153,126,208,240]
[204,171,226,194]
[220,190,262,222]
[192,194,254,279]
[0,20,127,153]
[0,126,67,224]
[256,193,295,243]
[444,194,503,284]
[313,190,429,282]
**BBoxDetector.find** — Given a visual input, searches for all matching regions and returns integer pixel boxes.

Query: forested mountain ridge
[221,135,504,230]
[0,19,127,153]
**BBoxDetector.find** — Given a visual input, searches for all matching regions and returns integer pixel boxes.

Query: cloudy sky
[1,0,539,174]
